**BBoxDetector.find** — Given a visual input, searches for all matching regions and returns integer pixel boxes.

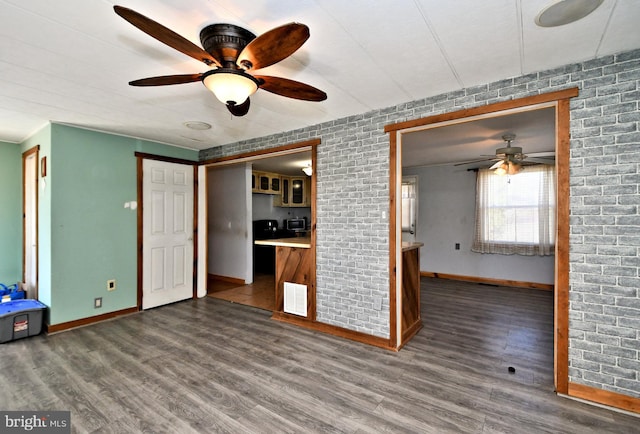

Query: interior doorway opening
[386,88,576,390]
[203,145,315,313]
[22,146,39,300]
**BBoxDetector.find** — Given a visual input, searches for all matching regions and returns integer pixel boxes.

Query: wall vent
[283,282,307,317]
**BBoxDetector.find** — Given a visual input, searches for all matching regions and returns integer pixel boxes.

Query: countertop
[255,236,311,248]
[401,241,424,252]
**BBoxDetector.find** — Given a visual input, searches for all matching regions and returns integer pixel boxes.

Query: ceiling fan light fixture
[202,69,259,105]
[508,161,522,175]
[495,163,508,176]
[302,165,313,176]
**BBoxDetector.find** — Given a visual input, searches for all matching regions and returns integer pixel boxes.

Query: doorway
[22,146,39,299]
[203,143,316,313]
[387,88,576,392]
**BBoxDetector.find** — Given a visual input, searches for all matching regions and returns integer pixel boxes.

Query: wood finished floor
[208,273,275,311]
[1,277,638,433]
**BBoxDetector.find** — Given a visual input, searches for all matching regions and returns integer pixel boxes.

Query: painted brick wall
[566,49,640,399]
[200,48,640,398]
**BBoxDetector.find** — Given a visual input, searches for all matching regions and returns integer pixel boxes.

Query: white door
[142,159,194,309]
[23,150,38,298]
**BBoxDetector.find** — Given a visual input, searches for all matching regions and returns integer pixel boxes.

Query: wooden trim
[136,155,144,309]
[309,145,317,320]
[271,312,396,351]
[389,131,398,349]
[46,307,139,334]
[192,164,198,299]
[208,274,245,286]
[568,382,640,414]
[22,145,39,300]
[384,88,579,133]
[421,271,554,291]
[555,97,571,395]
[399,321,422,351]
[387,89,576,399]
[200,138,321,166]
[134,152,197,166]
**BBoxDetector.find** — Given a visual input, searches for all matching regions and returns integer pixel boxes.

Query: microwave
[286,218,306,232]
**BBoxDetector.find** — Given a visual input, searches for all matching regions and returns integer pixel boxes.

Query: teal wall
[12,123,198,325]
[46,124,198,324]
[0,141,22,285]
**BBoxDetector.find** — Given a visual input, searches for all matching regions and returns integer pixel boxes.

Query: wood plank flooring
[1,277,638,433]
[208,273,275,311]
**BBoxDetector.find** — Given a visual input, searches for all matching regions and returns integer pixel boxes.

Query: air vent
[283,282,307,317]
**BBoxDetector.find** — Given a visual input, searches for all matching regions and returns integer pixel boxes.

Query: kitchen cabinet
[252,171,281,195]
[274,176,309,207]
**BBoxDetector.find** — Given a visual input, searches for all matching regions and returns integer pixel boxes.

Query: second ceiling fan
[114,5,327,116]
[456,134,555,175]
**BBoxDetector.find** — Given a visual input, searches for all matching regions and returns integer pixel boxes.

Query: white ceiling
[1,0,639,155]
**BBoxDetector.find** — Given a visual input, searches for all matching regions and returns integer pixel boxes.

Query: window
[472,165,556,256]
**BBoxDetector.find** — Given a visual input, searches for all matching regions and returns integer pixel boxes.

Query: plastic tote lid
[0,299,46,315]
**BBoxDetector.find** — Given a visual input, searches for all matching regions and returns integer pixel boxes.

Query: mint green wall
[13,123,197,325]
[46,124,198,324]
[0,142,22,285]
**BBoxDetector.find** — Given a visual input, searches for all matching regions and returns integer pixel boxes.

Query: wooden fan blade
[114,5,220,67]
[237,23,309,71]
[129,74,203,86]
[254,75,326,101]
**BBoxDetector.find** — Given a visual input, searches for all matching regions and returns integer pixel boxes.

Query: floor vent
[283,282,307,317]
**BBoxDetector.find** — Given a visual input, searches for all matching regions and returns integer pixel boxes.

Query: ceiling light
[535,0,603,27]
[302,164,313,176]
[494,163,508,176]
[494,161,522,176]
[183,121,211,130]
[202,69,260,107]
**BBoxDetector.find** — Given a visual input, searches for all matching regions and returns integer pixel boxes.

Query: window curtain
[472,165,556,256]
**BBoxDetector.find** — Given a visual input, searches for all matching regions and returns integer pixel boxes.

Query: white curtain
[472,165,556,256]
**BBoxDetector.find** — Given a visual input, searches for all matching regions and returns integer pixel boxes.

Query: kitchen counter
[402,241,424,252]
[255,236,311,248]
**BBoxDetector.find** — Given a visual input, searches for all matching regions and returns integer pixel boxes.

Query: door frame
[22,145,39,299]
[199,139,318,319]
[385,87,578,393]
[135,152,199,309]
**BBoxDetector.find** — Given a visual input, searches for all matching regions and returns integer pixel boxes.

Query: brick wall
[200,48,640,398]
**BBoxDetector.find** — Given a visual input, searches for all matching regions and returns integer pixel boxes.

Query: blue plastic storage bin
[0,283,25,303]
[0,299,46,343]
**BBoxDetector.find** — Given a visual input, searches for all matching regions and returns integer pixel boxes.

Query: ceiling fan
[113,6,327,116]
[456,134,555,175]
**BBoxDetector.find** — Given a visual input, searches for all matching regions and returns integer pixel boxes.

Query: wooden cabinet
[274,176,309,207]
[253,171,310,207]
[252,172,281,195]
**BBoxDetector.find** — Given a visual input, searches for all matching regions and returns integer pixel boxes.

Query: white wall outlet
[107,279,116,291]
[94,297,102,308]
